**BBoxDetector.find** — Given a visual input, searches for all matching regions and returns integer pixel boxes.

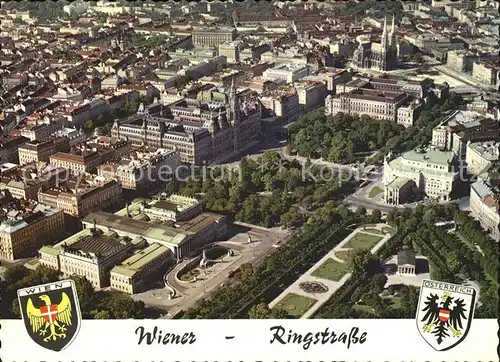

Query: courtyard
[272,293,317,318]
[130,224,288,318]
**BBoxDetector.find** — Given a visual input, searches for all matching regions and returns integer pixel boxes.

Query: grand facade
[111,80,261,165]
[383,148,459,204]
[352,16,398,72]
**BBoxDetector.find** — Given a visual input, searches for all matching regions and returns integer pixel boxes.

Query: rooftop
[111,243,171,277]
[65,232,127,257]
[402,148,455,166]
[468,141,499,161]
[83,211,190,246]
[397,249,416,266]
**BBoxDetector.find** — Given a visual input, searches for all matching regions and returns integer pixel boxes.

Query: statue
[199,249,208,268]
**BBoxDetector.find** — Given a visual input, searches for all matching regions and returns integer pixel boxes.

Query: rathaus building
[111,79,261,165]
[352,16,398,72]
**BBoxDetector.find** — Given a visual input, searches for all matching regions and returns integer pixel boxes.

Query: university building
[325,89,408,122]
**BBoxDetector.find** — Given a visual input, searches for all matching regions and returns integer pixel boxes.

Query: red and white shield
[438,308,450,322]
[40,304,59,324]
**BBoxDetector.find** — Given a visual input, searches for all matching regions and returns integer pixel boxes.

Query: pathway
[268,224,393,319]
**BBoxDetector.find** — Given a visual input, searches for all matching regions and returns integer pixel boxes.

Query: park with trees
[315,204,498,319]
[168,151,358,228]
[287,93,464,164]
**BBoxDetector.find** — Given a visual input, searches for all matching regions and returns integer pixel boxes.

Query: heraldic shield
[416,279,477,351]
[17,280,82,351]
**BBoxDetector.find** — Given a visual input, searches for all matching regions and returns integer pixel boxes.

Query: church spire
[229,76,239,125]
[381,15,388,49]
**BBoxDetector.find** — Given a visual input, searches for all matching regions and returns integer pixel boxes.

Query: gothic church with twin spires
[352,15,398,72]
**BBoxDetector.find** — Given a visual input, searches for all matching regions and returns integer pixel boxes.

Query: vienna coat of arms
[17,280,82,351]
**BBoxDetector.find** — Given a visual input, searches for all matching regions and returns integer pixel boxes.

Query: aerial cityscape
[0,0,498,322]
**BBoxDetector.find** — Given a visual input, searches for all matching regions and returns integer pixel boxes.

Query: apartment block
[38,177,123,218]
[0,203,65,260]
[49,150,102,174]
[431,110,499,159]
[0,163,69,201]
[18,138,69,165]
[0,136,29,164]
[294,80,327,112]
[470,180,499,241]
[97,149,180,191]
[472,61,499,86]
[466,141,499,176]
[260,86,300,123]
[446,50,478,72]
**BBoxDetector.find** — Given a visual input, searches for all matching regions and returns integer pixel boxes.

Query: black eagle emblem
[420,292,468,344]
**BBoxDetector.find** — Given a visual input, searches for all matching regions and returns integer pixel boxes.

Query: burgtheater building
[111,80,261,165]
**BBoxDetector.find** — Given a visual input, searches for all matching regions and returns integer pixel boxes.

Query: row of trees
[288,93,465,165]
[171,151,356,228]
[1,266,152,319]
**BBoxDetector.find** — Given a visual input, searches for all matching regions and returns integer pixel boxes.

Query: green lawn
[273,293,317,318]
[344,232,383,250]
[334,250,350,261]
[368,186,383,198]
[311,258,347,281]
